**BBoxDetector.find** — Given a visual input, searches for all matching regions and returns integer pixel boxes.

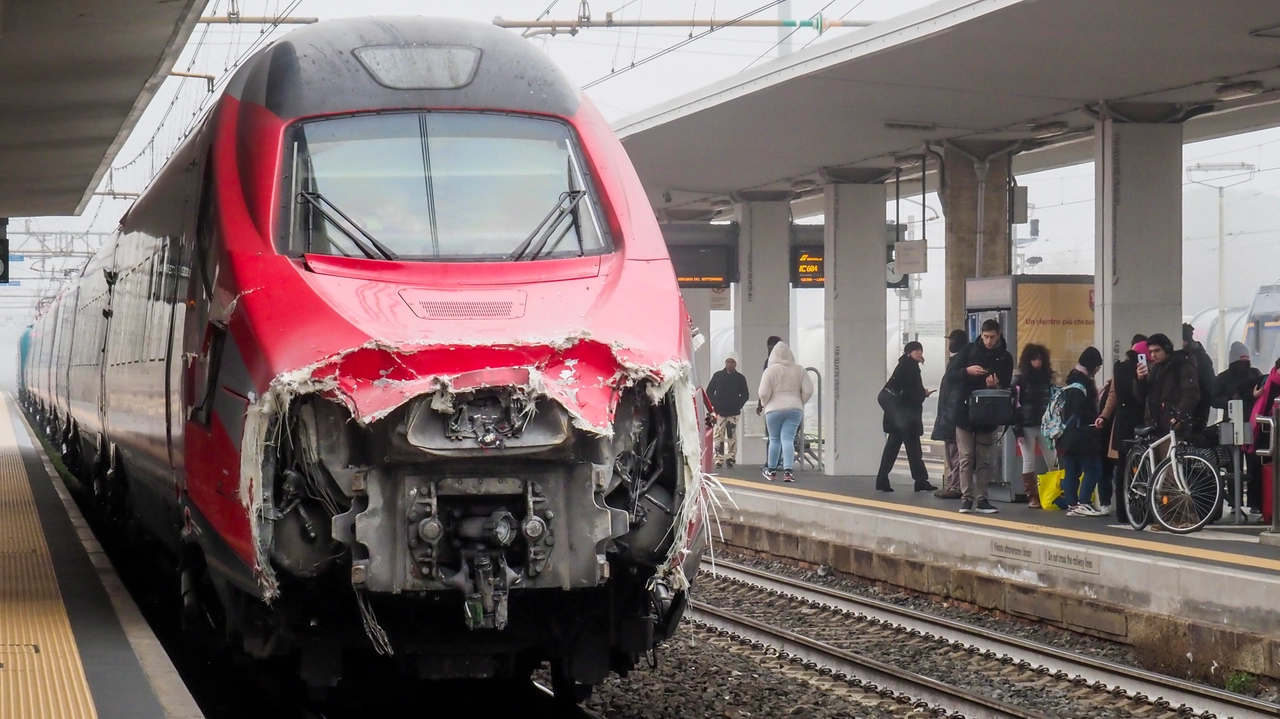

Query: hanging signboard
[894,240,928,274]
[790,245,824,287]
[670,244,737,288]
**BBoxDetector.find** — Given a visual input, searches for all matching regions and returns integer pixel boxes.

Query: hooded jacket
[1103,354,1143,459]
[943,335,1014,431]
[884,354,927,436]
[1188,341,1216,428]
[758,342,814,415]
[1136,350,1201,431]
[1212,360,1262,411]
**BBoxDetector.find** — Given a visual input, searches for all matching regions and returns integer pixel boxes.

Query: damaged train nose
[264,376,696,637]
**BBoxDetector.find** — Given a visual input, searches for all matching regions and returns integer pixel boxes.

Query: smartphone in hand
[1137,353,1148,369]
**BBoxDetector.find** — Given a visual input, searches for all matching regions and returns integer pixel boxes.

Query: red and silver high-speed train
[20,16,709,697]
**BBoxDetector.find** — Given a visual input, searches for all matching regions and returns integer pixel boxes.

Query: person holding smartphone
[1134,333,1200,435]
[1097,336,1147,521]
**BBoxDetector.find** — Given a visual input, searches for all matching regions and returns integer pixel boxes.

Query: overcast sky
[10,0,1280,370]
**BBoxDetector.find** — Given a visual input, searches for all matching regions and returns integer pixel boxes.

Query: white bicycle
[1124,426,1222,534]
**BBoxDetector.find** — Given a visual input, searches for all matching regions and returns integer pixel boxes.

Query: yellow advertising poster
[1017,283,1095,379]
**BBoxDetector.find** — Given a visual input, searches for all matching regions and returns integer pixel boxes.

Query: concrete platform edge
[716,485,1280,682]
[14,400,205,719]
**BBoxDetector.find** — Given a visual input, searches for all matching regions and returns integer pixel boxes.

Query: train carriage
[21,16,708,699]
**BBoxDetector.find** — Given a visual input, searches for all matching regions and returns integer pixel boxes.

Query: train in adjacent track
[18,16,709,699]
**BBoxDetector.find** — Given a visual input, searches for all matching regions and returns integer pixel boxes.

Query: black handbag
[877,380,901,412]
[967,388,1016,426]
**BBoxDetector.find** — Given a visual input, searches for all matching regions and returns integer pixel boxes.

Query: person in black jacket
[707,356,751,468]
[1013,343,1056,508]
[932,329,969,499]
[943,319,1014,514]
[1136,333,1200,433]
[1098,335,1147,522]
[875,342,936,492]
[1183,323,1216,430]
[1055,347,1106,516]
[1213,341,1265,513]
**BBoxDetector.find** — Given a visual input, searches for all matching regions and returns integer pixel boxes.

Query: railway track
[695,557,1278,719]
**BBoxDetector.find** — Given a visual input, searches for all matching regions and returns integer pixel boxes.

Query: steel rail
[701,557,1279,719]
[687,600,1049,719]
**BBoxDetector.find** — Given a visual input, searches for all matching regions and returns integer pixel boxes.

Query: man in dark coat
[1136,332,1200,433]
[1213,341,1265,513]
[1098,335,1147,522]
[943,319,1014,514]
[932,329,969,499]
[874,342,936,493]
[1055,348,1105,515]
[1183,323,1216,430]
[707,357,751,468]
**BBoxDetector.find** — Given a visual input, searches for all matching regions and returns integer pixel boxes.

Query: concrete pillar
[681,287,713,387]
[941,143,1013,333]
[1094,121,1183,370]
[823,184,887,476]
[734,201,791,465]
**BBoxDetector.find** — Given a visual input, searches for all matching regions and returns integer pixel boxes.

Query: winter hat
[1230,342,1251,363]
[1078,347,1104,372]
[904,341,923,355]
[1147,333,1175,354]
[1132,340,1149,357]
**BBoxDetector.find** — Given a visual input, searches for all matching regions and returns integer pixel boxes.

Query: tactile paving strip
[0,398,97,719]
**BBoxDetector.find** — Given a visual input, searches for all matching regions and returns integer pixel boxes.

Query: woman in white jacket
[758,341,814,482]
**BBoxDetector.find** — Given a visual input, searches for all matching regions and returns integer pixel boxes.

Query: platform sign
[670,245,737,288]
[790,244,824,287]
[709,287,731,311]
[894,240,928,274]
[9,254,22,262]
[1,280,21,287]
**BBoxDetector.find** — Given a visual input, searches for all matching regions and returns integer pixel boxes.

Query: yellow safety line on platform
[0,398,98,719]
[718,477,1280,573]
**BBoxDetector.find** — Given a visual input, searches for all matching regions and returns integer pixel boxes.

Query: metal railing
[805,367,823,472]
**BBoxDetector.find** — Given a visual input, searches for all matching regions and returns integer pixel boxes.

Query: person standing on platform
[1098,335,1147,522]
[1054,348,1106,516]
[707,356,751,469]
[932,329,970,499]
[1013,343,1056,508]
[1183,323,1216,430]
[1213,342,1264,515]
[943,319,1013,514]
[755,335,784,417]
[1136,333,1200,434]
[758,341,813,483]
[875,341,936,493]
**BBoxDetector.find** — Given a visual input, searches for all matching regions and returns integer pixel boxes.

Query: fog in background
[8,1,1280,393]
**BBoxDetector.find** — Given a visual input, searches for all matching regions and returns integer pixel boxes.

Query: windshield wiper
[509,191,586,261]
[295,191,399,261]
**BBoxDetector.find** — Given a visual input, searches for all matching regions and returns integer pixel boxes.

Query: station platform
[0,394,202,719]
[709,462,1280,679]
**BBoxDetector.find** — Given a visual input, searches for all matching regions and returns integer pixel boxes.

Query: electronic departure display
[670,245,738,288]
[791,245,824,286]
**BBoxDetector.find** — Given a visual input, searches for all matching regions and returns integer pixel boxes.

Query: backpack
[1042,383,1085,440]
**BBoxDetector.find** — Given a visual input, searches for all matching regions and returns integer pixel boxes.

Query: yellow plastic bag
[1038,470,1065,510]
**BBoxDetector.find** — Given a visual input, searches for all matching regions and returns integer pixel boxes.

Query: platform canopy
[615,0,1280,220]
[0,0,206,217]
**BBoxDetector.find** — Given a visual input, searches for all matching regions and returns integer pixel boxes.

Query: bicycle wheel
[1124,449,1152,531]
[1149,454,1223,534]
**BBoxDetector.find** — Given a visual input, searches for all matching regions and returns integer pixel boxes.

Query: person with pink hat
[1097,334,1148,521]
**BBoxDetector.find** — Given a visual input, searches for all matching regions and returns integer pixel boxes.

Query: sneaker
[1070,505,1103,517]
[958,499,974,513]
[974,500,999,514]
[714,461,724,469]
[1065,505,1083,516]
[761,466,777,481]
[782,469,795,483]
[1098,504,1113,516]
[934,488,962,499]
[726,459,736,468]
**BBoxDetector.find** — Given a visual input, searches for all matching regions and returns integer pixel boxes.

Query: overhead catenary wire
[581,0,790,90]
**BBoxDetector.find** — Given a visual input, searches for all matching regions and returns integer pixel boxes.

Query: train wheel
[550,663,593,705]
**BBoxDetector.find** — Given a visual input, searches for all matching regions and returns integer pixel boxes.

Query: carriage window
[280,112,608,262]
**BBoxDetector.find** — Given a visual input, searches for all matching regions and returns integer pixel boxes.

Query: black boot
[875,478,894,492]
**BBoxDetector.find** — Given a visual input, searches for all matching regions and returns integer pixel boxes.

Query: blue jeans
[1058,452,1102,508]
[766,408,804,471]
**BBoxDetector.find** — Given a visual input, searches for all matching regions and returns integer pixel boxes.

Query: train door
[163,233,192,470]
[98,244,120,459]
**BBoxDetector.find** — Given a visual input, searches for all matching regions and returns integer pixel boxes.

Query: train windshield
[282,112,609,261]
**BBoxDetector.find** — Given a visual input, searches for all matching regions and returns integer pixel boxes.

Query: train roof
[225,16,581,121]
